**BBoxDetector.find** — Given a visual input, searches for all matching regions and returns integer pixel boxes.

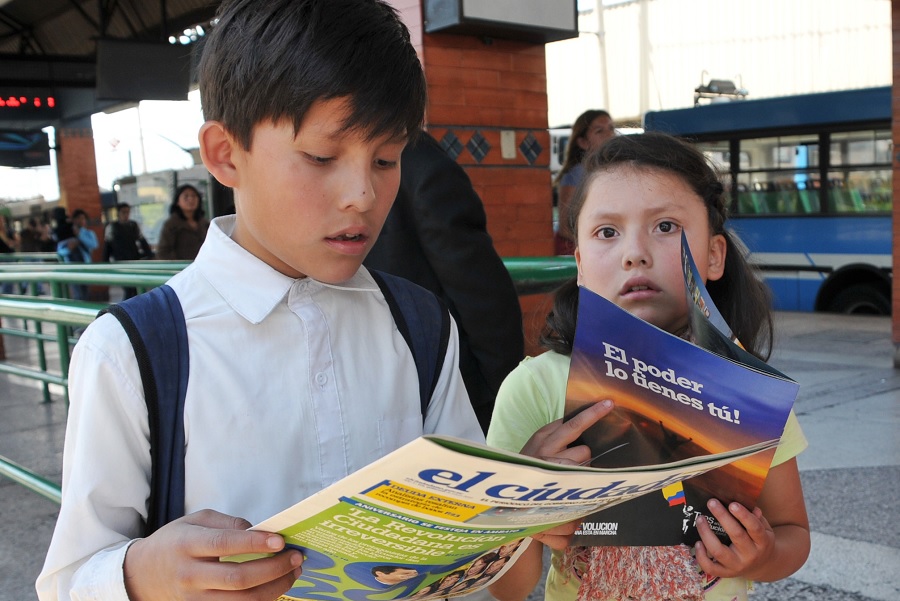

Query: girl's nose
[622,236,652,268]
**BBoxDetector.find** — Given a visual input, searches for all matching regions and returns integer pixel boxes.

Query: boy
[36,1,483,600]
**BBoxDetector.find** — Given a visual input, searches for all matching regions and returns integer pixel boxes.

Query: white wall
[546,0,891,127]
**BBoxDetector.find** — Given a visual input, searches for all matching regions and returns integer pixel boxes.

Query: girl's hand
[531,521,580,552]
[693,499,775,578]
[519,400,614,466]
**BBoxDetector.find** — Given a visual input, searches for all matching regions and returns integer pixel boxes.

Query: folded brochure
[565,233,799,547]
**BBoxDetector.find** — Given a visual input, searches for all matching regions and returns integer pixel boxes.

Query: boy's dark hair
[72,209,89,220]
[117,202,131,211]
[542,132,773,360]
[198,0,426,150]
[169,184,205,221]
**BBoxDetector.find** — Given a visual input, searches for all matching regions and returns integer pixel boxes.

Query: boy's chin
[304,262,364,285]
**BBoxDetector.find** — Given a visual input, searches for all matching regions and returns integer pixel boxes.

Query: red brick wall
[56,127,102,259]
[422,33,556,356]
[375,3,559,355]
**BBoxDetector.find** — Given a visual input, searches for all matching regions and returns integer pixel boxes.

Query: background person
[104,202,153,299]
[155,184,209,260]
[553,110,615,255]
[56,209,98,300]
[365,131,524,433]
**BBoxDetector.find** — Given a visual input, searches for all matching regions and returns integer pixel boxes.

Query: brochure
[566,234,799,547]
[232,433,779,600]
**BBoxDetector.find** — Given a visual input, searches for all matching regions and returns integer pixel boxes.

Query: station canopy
[0,0,217,133]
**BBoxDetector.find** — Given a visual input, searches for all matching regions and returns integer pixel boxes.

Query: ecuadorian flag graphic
[662,483,686,506]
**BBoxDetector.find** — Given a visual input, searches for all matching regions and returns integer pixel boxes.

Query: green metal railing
[0,256,575,504]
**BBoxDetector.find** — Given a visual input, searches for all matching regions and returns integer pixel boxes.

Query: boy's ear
[199,121,239,187]
[707,233,727,282]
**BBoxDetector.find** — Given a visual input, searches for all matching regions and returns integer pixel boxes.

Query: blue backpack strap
[100,285,189,535]
[368,269,450,419]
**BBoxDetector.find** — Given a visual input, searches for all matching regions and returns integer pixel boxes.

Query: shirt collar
[193,216,378,324]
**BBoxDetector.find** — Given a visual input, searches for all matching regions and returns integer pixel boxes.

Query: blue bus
[644,86,892,314]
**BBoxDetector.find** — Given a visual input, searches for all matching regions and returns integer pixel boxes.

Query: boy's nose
[339,169,378,211]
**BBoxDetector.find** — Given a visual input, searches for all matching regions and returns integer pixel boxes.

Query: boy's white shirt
[37,216,484,601]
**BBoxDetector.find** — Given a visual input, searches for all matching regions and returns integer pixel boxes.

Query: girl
[488,132,810,601]
[554,109,616,254]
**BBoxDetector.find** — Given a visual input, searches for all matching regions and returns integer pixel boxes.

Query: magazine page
[567,238,799,547]
[229,434,775,600]
[681,231,790,380]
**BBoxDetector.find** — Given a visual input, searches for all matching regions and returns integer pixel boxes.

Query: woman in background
[156,184,209,260]
[554,110,616,255]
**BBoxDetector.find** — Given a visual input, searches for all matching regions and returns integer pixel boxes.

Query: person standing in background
[365,132,524,434]
[104,202,152,299]
[553,109,616,255]
[156,184,209,260]
[56,209,98,300]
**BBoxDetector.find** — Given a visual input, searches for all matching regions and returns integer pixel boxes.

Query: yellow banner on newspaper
[364,480,490,522]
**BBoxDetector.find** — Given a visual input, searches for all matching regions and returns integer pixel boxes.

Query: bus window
[644,87,892,315]
[732,135,819,215]
[828,130,892,213]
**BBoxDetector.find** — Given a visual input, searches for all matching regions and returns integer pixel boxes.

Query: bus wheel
[827,284,890,315]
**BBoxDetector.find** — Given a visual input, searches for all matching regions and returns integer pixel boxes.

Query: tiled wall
[423,33,556,355]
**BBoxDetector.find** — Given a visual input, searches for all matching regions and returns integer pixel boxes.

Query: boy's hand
[519,400,614,466]
[693,499,775,578]
[124,509,303,601]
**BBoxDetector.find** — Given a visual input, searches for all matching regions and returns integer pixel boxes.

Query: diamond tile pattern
[439,131,463,160]
[519,131,542,165]
[466,131,491,163]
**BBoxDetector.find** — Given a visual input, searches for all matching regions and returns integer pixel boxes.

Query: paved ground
[2,311,899,600]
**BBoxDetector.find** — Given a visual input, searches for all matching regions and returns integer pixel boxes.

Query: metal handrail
[0,255,577,504]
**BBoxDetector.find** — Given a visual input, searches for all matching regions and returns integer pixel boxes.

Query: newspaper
[233,433,779,600]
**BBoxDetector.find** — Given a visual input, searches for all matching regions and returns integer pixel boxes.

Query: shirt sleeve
[36,316,151,601]
[486,353,569,454]
[771,410,807,467]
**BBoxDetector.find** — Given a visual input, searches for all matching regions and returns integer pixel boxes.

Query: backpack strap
[100,285,189,535]
[368,269,451,419]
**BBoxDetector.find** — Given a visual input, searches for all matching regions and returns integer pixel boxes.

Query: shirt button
[315,372,327,386]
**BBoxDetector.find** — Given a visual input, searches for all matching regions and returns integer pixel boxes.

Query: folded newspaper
[232,432,780,600]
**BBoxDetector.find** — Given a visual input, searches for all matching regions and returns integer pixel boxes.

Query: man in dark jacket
[104,203,151,298]
[365,132,524,433]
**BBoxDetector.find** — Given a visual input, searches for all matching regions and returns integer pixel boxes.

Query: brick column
[893,0,900,366]
[391,1,556,356]
[56,122,107,301]
[55,124,103,264]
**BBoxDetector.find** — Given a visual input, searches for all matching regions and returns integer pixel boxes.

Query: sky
[0,90,205,202]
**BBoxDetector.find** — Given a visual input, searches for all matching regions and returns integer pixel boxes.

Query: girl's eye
[657,220,680,233]
[598,226,617,239]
